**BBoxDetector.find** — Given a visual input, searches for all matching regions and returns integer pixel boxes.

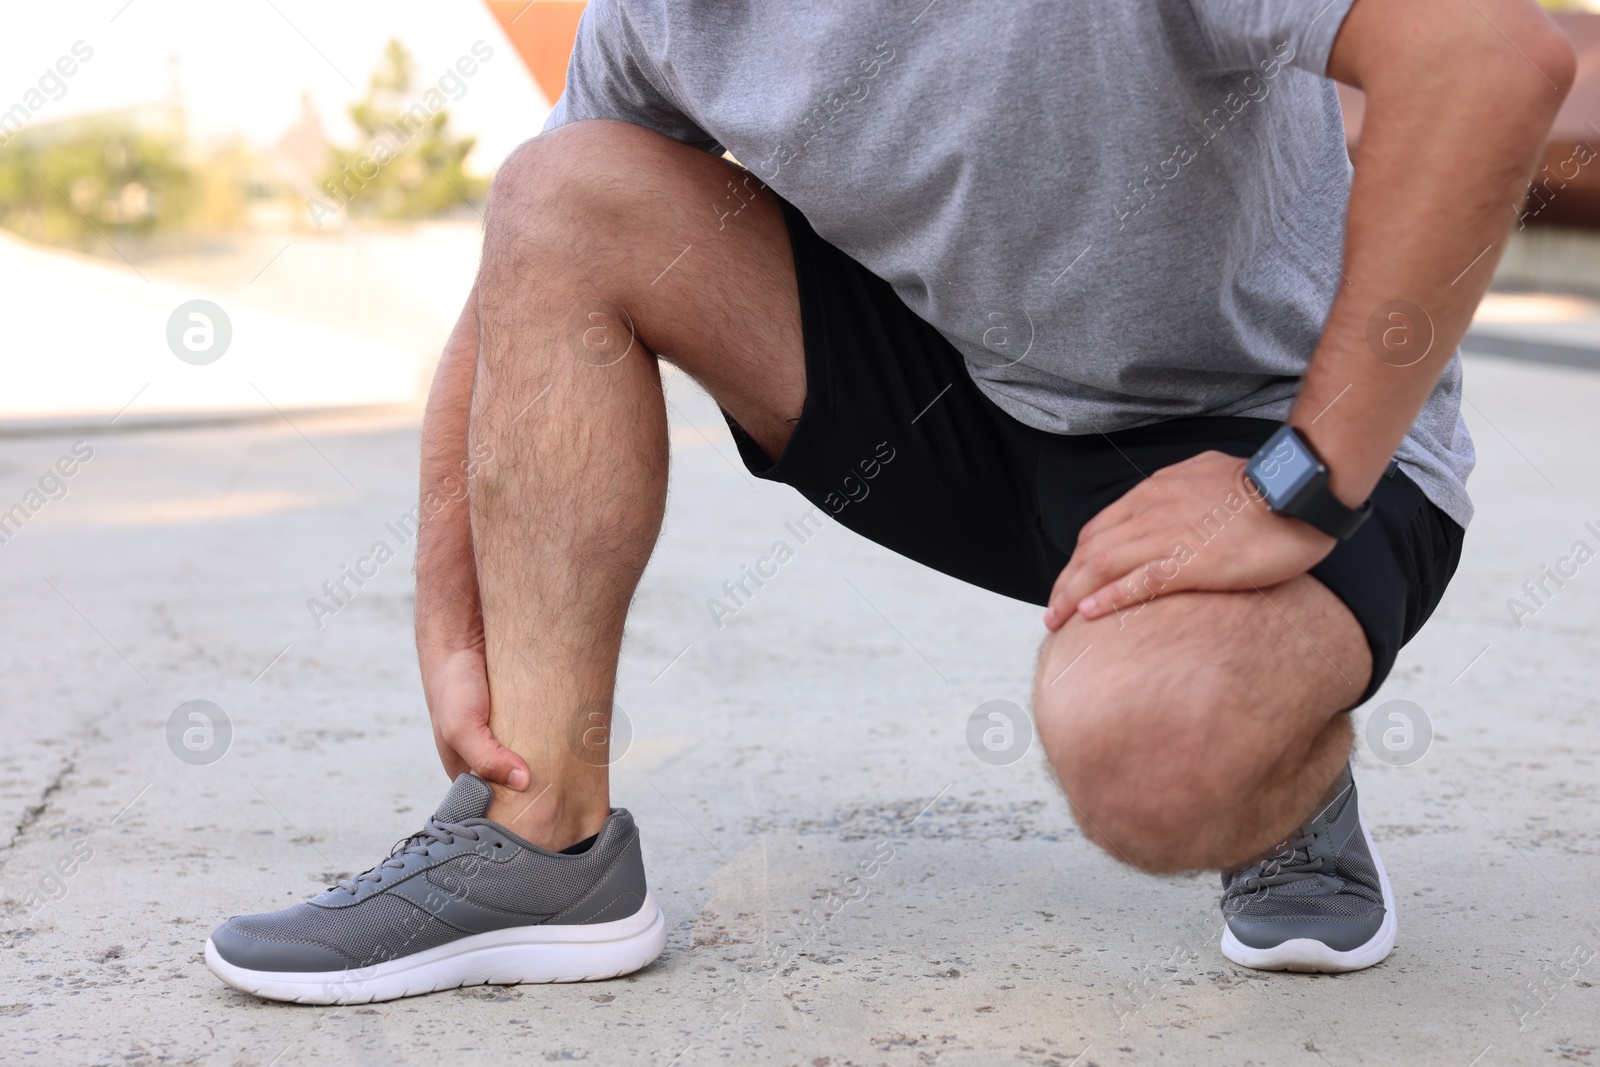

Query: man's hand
[416,287,529,791]
[423,646,531,790]
[1043,451,1336,630]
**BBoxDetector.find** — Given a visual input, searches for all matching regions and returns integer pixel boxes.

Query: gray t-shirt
[545,0,1475,527]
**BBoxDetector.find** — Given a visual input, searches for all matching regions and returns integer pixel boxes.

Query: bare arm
[415,288,531,790]
[1297,0,1575,503]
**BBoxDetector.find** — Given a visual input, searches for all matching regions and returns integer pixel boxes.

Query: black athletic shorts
[722,199,1466,705]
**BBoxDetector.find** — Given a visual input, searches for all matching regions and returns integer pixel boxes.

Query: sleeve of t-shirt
[1185,0,1358,75]
[541,0,723,153]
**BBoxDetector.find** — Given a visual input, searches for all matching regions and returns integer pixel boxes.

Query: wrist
[1286,419,1382,510]
[419,634,483,661]
[418,647,486,715]
[414,567,484,671]
[1245,424,1374,541]
[416,624,484,674]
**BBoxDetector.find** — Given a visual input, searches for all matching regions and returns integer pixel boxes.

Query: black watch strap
[1286,481,1372,540]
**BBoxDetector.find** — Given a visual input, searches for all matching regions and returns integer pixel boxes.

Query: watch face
[1248,427,1321,509]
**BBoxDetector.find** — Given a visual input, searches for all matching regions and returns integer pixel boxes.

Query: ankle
[484,781,609,852]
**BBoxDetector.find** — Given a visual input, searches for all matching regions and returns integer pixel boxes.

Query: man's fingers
[1063,516,1162,586]
[448,720,532,790]
[1045,494,1148,628]
[1077,573,1150,621]
[1049,524,1140,625]
[1050,535,1168,622]
[1062,537,1164,604]
[1078,556,1191,619]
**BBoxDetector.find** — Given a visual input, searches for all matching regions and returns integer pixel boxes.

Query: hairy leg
[463,120,803,849]
[1032,574,1372,873]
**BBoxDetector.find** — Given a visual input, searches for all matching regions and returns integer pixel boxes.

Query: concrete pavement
[1,355,1597,1065]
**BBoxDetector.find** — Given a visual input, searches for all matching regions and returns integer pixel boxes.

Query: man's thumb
[461,727,531,791]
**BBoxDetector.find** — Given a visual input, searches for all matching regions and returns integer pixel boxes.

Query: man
[205,0,1572,1003]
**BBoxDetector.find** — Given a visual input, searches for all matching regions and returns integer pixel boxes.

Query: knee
[484,120,692,244]
[1034,636,1240,872]
[475,122,690,373]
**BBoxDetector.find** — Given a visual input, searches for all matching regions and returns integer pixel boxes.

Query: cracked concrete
[3,759,76,855]
[0,355,1597,1065]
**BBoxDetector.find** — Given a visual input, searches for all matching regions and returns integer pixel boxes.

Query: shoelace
[337,817,481,895]
[1237,831,1323,893]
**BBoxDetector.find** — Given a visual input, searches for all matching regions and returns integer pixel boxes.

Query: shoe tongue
[434,773,493,823]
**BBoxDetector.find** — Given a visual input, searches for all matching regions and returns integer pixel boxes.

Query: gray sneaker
[205,774,665,1004]
[1219,764,1395,973]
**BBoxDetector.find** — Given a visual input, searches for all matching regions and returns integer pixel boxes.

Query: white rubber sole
[205,892,667,1004]
[1219,818,1396,974]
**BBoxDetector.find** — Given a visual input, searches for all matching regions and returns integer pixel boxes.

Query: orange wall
[484,0,587,106]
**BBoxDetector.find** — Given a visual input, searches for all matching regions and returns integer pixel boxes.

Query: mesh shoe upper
[1220,765,1388,951]
[211,775,648,972]
[227,894,470,966]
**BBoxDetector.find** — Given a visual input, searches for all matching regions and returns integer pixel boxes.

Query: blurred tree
[317,39,489,222]
[0,120,196,248]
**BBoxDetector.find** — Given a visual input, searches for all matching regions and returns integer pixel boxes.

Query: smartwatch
[1243,425,1372,541]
